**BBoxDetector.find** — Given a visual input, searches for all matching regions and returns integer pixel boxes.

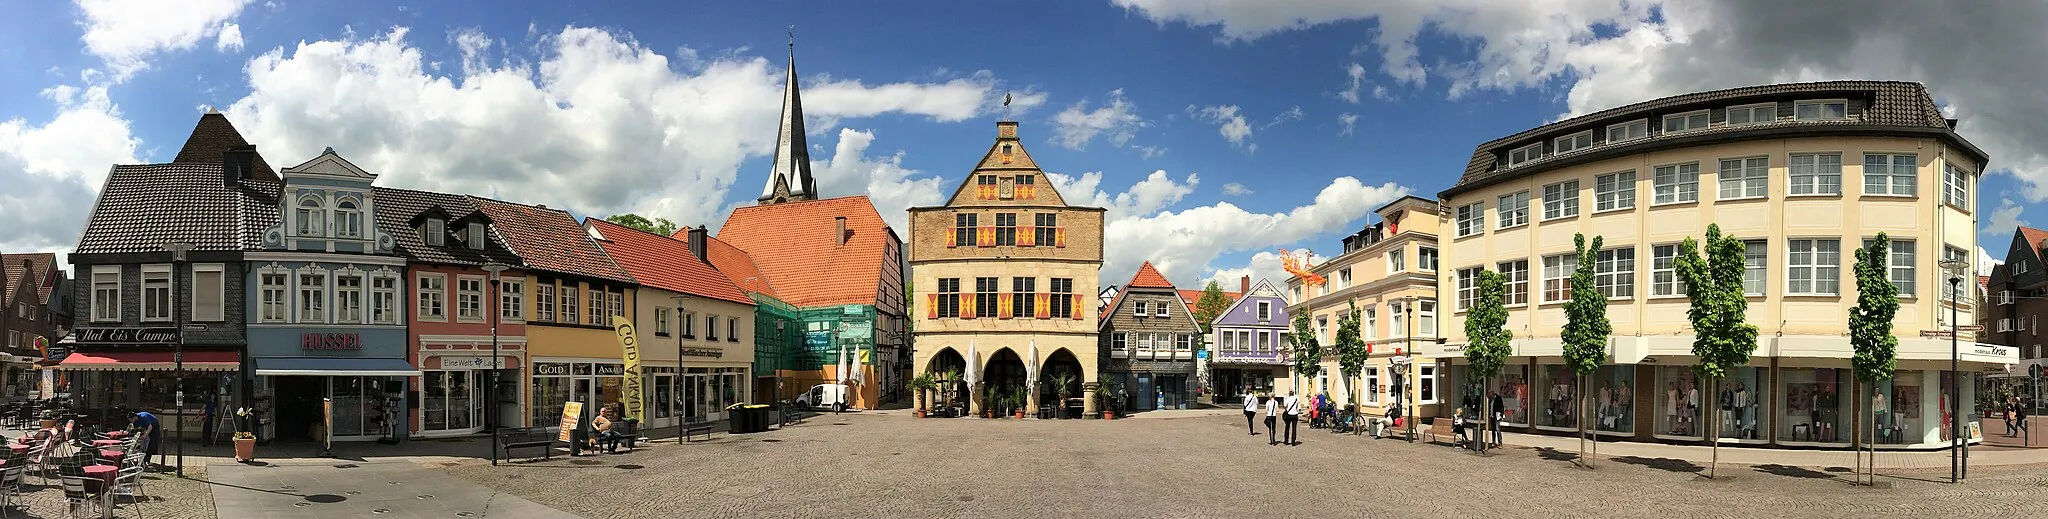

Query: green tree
[1677,224,1760,479]
[605,213,680,236]
[1336,301,1368,407]
[1849,232,1900,485]
[1464,269,1513,454]
[1561,233,1611,467]
[1195,281,1232,334]
[1291,310,1323,394]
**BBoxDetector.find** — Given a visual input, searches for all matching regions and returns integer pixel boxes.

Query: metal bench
[681,419,715,442]
[498,427,556,461]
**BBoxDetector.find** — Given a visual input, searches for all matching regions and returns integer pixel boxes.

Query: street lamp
[164,241,194,477]
[482,262,508,466]
[1939,257,1968,483]
[1405,295,1417,443]
[672,294,688,433]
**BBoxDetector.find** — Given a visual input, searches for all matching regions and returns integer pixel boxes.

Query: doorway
[272,376,325,442]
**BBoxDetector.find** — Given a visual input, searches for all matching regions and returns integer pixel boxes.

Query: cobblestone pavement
[437,411,2048,519]
[0,465,215,518]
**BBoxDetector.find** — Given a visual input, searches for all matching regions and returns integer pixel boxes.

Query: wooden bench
[499,427,556,461]
[681,419,715,442]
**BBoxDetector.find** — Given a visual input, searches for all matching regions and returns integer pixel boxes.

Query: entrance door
[272,376,326,442]
[573,378,593,409]
[1134,374,1156,411]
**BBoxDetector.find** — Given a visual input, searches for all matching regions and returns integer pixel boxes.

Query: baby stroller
[1331,405,1361,434]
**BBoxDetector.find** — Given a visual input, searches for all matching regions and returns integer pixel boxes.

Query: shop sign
[556,401,584,443]
[681,347,724,358]
[594,363,624,376]
[73,327,180,344]
[1969,344,2012,358]
[439,356,493,369]
[301,333,362,350]
[572,363,594,376]
[534,362,570,376]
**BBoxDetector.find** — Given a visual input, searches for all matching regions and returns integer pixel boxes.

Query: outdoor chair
[112,449,147,507]
[28,438,57,484]
[61,475,104,519]
[0,466,23,517]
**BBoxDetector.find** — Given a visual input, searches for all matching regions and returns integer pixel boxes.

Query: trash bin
[726,404,773,433]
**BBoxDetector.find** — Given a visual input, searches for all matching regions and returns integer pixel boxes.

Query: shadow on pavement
[1753,464,1834,479]
[1611,455,1705,473]
[1534,446,1580,463]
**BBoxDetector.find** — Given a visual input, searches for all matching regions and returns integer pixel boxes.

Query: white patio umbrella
[1025,340,1040,412]
[835,341,849,384]
[965,340,979,387]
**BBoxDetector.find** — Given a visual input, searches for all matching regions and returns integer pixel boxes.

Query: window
[466,222,486,250]
[335,201,363,238]
[606,290,623,323]
[1652,244,1685,297]
[706,314,718,340]
[424,218,446,247]
[1419,247,1438,272]
[1945,163,1972,208]
[1390,301,1406,337]
[1606,120,1648,143]
[1543,180,1579,219]
[1112,333,1128,353]
[1789,153,1843,195]
[1034,213,1058,246]
[1508,143,1543,166]
[1595,171,1636,211]
[299,271,327,323]
[1000,278,1030,319]
[1794,100,1847,120]
[535,283,555,323]
[499,279,524,321]
[1339,268,1353,289]
[1726,103,1775,125]
[1596,248,1636,299]
[335,274,363,323]
[1257,301,1271,322]
[1944,246,1970,303]
[1863,153,1917,196]
[1487,192,1525,230]
[1134,301,1149,317]
[457,277,484,321]
[259,271,287,323]
[1662,110,1709,133]
[587,287,604,325]
[1176,334,1193,352]
[1456,268,1481,311]
[1543,254,1576,303]
[1718,157,1769,199]
[1419,365,1437,403]
[1554,131,1594,154]
[1788,239,1842,296]
[1890,239,1917,297]
[1743,240,1767,296]
[1653,163,1700,204]
[1363,307,1377,340]
[1156,299,1170,317]
[2002,290,2014,305]
[681,310,696,338]
[995,213,1017,246]
[1500,260,1529,306]
[372,274,397,324]
[655,308,670,335]
[1136,333,1153,354]
[296,197,325,236]
[1252,331,1267,352]
[141,265,171,322]
[954,213,977,247]
[418,274,447,321]
[1457,202,1486,237]
[1220,329,1236,351]
[1050,278,1074,318]
[937,278,960,318]
[1389,249,1406,273]
[2000,319,2014,332]
[91,266,120,322]
[2022,262,2031,275]
[728,317,739,342]
[1364,367,1381,405]
[192,264,225,321]
[1418,299,1437,337]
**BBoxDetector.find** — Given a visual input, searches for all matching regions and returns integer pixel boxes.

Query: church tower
[758,35,817,205]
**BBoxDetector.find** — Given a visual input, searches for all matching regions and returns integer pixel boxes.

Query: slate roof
[174,111,279,182]
[715,196,897,308]
[586,218,752,306]
[370,187,522,267]
[470,198,633,283]
[674,229,781,299]
[1449,81,1983,196]
[1,253,57,304]
[75,163,281,254]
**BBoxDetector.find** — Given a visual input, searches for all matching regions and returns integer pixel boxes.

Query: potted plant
[1013,389,1027,419]
[1048,372,1076,419]
[909,373,937,418]
[1095,374,1119,420]
[232,407,257,462]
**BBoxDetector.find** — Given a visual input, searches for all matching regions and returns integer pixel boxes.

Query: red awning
[56,351,240,372]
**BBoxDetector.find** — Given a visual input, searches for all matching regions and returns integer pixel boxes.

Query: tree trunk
[1577,376,1588,468]
[1708,377,1720,479]
[1850,378,1862,486]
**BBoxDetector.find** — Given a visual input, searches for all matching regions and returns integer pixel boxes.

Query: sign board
[1968,421,1983,441]
[2031,364,2042,380]
[1390,355,1411,366]
[1920,330,1955,338]
[321,398,334,454]
[680,348,724,358]
[438,356,493,369]
[556,402,584,442]
[72,327,180,344]
[1956,325,1984,332]
[611,316,644,422]
[533,362,570,376]
[301,333,362,350]
[1196,350,1208,360]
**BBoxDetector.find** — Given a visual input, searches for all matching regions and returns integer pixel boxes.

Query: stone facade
[1098,263,1202,411]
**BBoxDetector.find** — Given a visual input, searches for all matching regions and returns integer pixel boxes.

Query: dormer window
[1726,103,1776,125]
[1507,143,1543,167]
[1553,131,1594,154]
[1134,301,1148,316]
[1661,110,1710,133]
[1605,119,1648,143]
[1794,100,1847,120]
[424,218,446,247]
[296,197,326,236]
[467,222,485,250]
[335,200,363,238]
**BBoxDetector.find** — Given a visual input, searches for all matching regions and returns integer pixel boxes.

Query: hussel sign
[72,327,181,344]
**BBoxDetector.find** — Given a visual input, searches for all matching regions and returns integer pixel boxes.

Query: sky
[2,0,2037,289]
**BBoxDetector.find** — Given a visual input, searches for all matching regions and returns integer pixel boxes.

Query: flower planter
[233,437,256,462]
[1101,411,1115,420]
[916,409,927,418]
[1014,410,1025,419]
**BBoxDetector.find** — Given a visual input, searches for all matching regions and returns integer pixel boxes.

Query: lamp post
[165,241,194,477]
[1939,257,1967,483]
[672,294,688,432]
[482,262,508,465]
[1405,296,1416,443]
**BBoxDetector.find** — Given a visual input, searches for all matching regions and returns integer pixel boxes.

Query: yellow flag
[611,315,645,421]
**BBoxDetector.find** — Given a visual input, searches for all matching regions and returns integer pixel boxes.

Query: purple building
[1210,278,1289,403]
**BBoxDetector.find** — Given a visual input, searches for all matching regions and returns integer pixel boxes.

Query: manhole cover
[304,494,347,504]
[372,508,392,514]
[418,494,436,499]
[333,464,360,469]
[957,496,975,502]
[615,464,644,470]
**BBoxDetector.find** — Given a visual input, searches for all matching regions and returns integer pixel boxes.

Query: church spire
[759,26,816,204]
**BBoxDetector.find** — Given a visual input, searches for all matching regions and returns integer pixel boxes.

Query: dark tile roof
[174,112,279,182]
[470,198,634,283]
[1450,81,1976,195]
[1,253,57,303]
[74,163,281,255]
[371,187,523,267]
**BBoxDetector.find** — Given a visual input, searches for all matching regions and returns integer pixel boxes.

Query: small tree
[1464,269,1513,454]
[1336,301,1368,407]
[1678,224,1760,479]
[604,213,680,236]
[1849,232,1901,486]
[1196,281,1232,333]
[1561,234,1610,467]
[1291,310,1324,394]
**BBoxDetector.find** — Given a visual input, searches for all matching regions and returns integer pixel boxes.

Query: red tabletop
[91,440,121,447]
[81,464,116,489]
[6,445,25,455]
[99,449,124,459]
[103,431,129,439]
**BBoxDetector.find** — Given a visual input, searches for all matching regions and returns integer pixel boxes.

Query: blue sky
[3,1,2037,287]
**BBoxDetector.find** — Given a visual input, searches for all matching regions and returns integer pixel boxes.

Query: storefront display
[1655,366,1703,438]
[1715,367,1766,441]
[1780,367,1848,443]
[1939,371,1978,443]
[1537,365,1577,429]
[1498,365,1529,426]
[529,360,625,427]
[421,370,481,433]
[1590,365,1635,435]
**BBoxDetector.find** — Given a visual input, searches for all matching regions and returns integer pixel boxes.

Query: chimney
[686,227,708,263]
[222,144,256,188]
[1241,275,1249,295]
[834,216,848,247]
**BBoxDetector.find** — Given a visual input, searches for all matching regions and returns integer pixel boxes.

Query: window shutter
[1034,293,1050,319]
[927,294,938,319]
[1019,225,1036,247]
[978,227,994,247]
[1055,227,1067,248]
[1019,184,1034,200]
[1070,294,1084,320]
[962,293,976,319]
[946,230,957,248]
[998,293,1013,319]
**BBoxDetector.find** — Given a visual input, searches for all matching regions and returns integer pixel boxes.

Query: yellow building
[908,120,1106,417]
[1284,196,1444,421]
[1434,81,2013,448]
[586,218,758,427]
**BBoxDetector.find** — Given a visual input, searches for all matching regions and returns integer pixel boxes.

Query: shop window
[1590,366,1636,435]
[1779,367,1847,443]
[1496,365,1531,426]
[1654,366,1704,438]
[422,370,480,432]
[1870,373,1925,445]
[1364,367,1380,405]
[1715,367,1767,442]
[1418,365,1436,404]
[1539,365,1579,429]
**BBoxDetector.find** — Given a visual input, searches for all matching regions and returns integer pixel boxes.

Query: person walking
[1243,389,1260,435]
[2018,399,2032,443]
[1283,391,1303,446]
[1265,393,1280,445]
[2007,398,2021,437]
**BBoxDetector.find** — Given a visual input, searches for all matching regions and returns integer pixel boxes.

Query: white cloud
[223,25,1025,229]
[1204,250,1328,296]
[1188,104,1253,151]
[1134,145,1166,159]
[1337,62,1366,103]
[0,84,141,254]
[215,22,244,52]
[1985,198,2026,236]
[1977,247,2001,277]
[1337,113,1358,136]
[1050,89,1146,151]
[1222,182,1252,196]
[809,128,945,232]
[75,0,252,80]
[1265,105,1303,129]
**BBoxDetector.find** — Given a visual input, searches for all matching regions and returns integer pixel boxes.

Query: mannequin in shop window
[1873,389,1890,443]
[1666,381,1680,435]
[1731,381,1752,439]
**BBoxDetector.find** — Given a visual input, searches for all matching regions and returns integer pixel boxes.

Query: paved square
[208,459,574,518]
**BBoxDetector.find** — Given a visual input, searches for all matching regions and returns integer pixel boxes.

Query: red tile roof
[2020,226,2048,263]
[1127,261,1175,289]
[1178,289,1241,307]
[715,196,897,308]
[470,198,634,283]
[674,230,780,299]
[1,253,57,305]
[586,219,752,305]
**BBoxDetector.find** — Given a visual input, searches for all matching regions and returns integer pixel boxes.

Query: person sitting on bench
[592,406,625,454]
[1452,407,1471,446]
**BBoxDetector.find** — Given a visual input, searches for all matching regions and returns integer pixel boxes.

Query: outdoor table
[80,465,117,519]
[92,439,121,447]
[7,445,25,455]
[98,450,123,464]
[103,431,128,439]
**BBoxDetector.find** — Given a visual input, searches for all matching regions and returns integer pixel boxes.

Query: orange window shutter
[962,295,976,319]
[926,294,938,319]
[1019,225,1035,247]
[1020,184,1033,200]
[1035,293,1050,319]
[979,227,994,247]
[998,294,1012,319]
[946,230,958,248]
[1070,294,1084,320]
[1055,227,1067,248]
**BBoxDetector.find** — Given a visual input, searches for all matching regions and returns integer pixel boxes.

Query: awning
[254,357,421,377]
[56,351,241,371]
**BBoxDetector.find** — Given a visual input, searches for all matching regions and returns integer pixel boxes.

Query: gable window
[457,277,485,321]
[1508,143,1543,167]
[953,213,977,248]
[1418,299,1437,337]
[1457,202,1485,237]
[1034,213,1058,246]
[1743,239,1768,296]
[1456,268,1481,310]
[535,282,556,323]
[1595,171,1636,211]
[1013,277,1037,318]
[1718,157,1769,200]
[298,271,327,323]
[1554,131,1595,154]
[1605,119,1648,143]
[1863,238,1916,297]
[1662,110,1710,133]
[1543,180,1579,220]
[1499,260,1529,306]
[1050,278,1075,318]
[466,222,486,250]
[141,265,171,322]
[1726,103,1775,125]
[418,273,446,321]
[335,273,364,323]
[1156,300,1169,317]
[1863,153,1917,196]
[937,278,961,318]
[1653,163,1700,204]
[1257,301,1271,322]
[1496,191,1529,228]
[191,263,226,321]
[1652,244,1685,297]
[1789,153,1843,195]
[2002,290,2013,305]
[296,197,326,237]
[1788,239,1842,296]
[91,266,120,321]
[335,200,363,238]
[1794,100,1847,120]
[1596,247,1636,299]
[1112,333,1128,354]
[500,279,524,321]
[371,273,398,324]
[1420,247,1438,272]
[1543,253,1577,303]
[1944,163,1972,209]
[1134,301,1149,317]
[995,213,1017,246]
[425,218,446,247]
[259,270,287,323]
[1389,249,1406,273]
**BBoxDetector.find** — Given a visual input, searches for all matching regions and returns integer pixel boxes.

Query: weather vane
[788,25,794,47]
